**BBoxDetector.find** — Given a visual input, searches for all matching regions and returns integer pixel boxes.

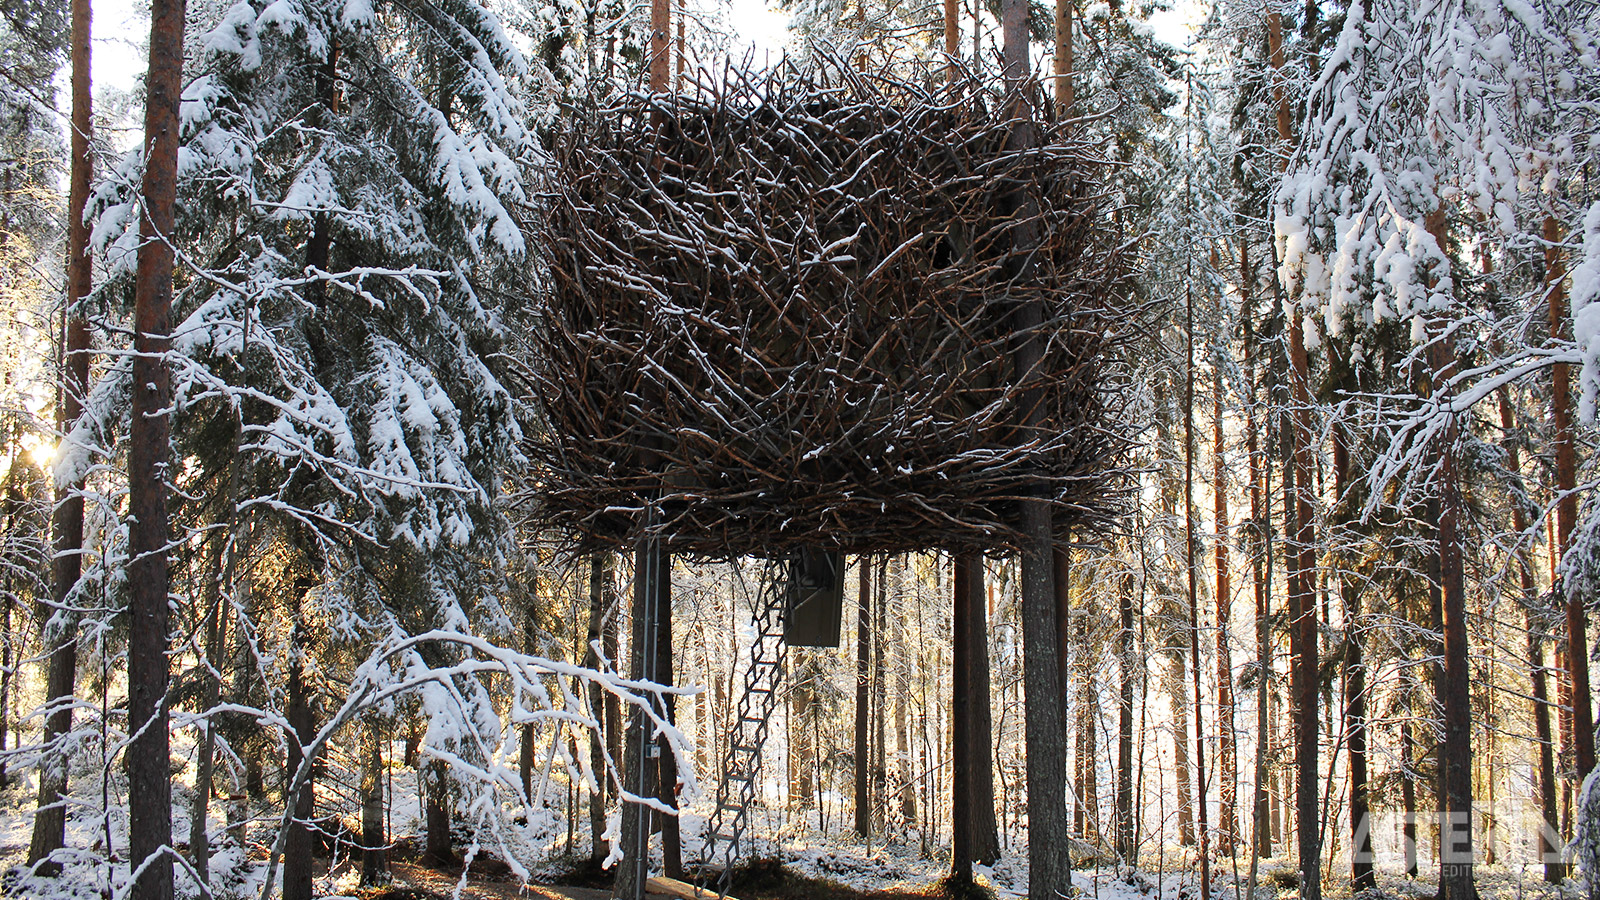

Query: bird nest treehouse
[529,65,1130,561]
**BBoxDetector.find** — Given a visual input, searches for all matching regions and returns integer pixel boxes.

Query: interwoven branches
[530,65,1131,557]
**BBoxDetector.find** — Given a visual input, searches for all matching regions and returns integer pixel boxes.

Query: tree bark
[856,556,872,839]
[1214,348,1237,857]
[1426,210,1475,900]
[0,578,10,789]
[615,537,665,900]
[943,0,959,79]
[1548,215,1594,780]
[522,609,537,803]
[362,722,388,886]
[1401,647,1419,878]
[1433,398,1474,900]
[656,561,682,879]
[1000,4,1072,890]
[650,0,670,88]
[284,610,319,900]
[952,555,974,882]
[872,557,888,832]
[1053,0,1072,114]
[29,0,93,872]
[425,760,453,866]
[964,558,1001,864]
[1267,10,1319,896]
[1183,278,1213,898]
[127,0,185,895]
[1116,572,1136,860]
[675,0,685,89]
[1335,428,1374,891]
[586,554,611,863]
[605,558,623,787]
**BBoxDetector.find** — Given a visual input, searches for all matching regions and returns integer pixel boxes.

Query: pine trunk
[127,0,185,895]
[585,554,610,863]
[943,0,958,78]
[1335,428,1374,891]
[656,565,682,879]
[951,555,974,881]
[1267,10,1319,896]
[1053,0,1072,114]
[425,760,453,865]
[1001,5,1071,888]
[872,557,888,832]
[361,723,388,886]
[284,615,318,900]
[856,556,872,839]
[965,558,1000,864]
[1116,573,1136,860]
[29,0,93,871]
[1427,210,1474,900]
[1401,652,1419,878]
[1548,216,1595,780]
[1183,281,1212,898]
[1080,676,1100,844]
[1214,351,1236,857]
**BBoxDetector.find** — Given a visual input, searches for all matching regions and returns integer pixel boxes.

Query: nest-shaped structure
[530,66,1131,558]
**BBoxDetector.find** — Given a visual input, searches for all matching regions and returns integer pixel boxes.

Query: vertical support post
[616,510,664,900]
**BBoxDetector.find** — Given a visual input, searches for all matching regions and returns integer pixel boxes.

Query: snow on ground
[0,763,1590,900]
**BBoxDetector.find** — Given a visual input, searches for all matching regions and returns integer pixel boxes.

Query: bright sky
[722,0,1206,58]
[726,0,795,59]
[86,0,147,96]
[86,0,1204,108]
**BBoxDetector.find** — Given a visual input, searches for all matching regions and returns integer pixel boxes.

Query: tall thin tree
[1000,0,1071,889]
[1548,215,1594,781]
[856,557,872,839]
[1267,9,1319,896]
[1214,343,1237,858]
[28,0,90,872]
[128,0,185,895]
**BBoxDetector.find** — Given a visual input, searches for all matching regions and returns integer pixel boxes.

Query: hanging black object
[784,548,845,647]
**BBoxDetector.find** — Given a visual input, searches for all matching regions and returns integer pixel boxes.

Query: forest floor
[0,774,1590,900]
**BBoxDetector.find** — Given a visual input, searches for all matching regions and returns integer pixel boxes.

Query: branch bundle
[530,65,1131,557]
